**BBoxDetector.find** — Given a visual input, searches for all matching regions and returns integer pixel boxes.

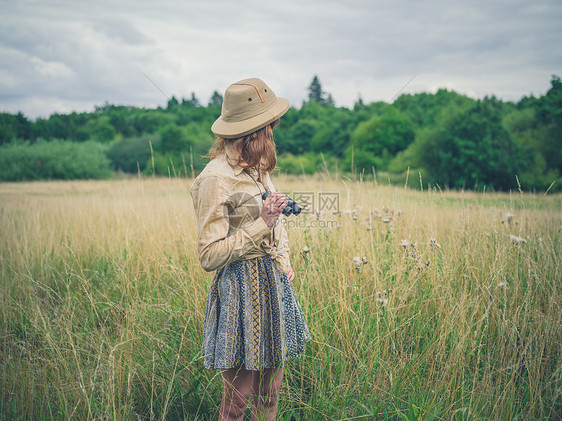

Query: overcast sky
[1,0,561,119]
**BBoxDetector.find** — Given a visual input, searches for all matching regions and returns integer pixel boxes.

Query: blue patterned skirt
[202,255,312,371]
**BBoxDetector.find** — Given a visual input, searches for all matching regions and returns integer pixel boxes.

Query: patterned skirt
[202,255,312,371]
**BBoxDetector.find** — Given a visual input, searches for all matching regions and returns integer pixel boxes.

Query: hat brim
[211,97,289,139]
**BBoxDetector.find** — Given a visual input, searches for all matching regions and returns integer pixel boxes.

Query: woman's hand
[286,262,295,282]
[261,192,288,230]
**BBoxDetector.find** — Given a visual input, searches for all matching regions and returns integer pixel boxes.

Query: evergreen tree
[166,96,179,111]
[190,92,200,107]
[306,75,334,105]
[308,75,324,103]
[209,91,223,106]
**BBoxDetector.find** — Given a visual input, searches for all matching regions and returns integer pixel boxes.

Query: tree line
[0,75,560,192]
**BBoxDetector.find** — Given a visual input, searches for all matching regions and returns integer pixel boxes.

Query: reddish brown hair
[207,119,280,173]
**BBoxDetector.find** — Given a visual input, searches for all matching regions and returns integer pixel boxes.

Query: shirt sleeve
[266,174,291,270]
[276,216,291,270]
[191,175,271,272]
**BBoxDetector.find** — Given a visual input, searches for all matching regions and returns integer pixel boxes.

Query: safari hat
[211,78,289,139]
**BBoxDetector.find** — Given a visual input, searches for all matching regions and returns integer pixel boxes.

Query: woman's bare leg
[250,366,284,421]
[219,365,253,420]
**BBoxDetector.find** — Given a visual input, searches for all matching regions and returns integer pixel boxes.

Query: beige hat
[211,78,289,139]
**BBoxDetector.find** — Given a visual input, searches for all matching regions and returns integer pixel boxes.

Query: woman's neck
[248,166,262,183]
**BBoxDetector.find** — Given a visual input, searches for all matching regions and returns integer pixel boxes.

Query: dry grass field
[1,175,561,420]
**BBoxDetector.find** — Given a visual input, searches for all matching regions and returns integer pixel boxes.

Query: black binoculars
[262,192,302,216]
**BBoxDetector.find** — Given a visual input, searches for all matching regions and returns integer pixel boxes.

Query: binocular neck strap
[243,168,276,245]
[244,167,270,195]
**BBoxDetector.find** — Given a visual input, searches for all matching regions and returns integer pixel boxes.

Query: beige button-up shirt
[189,146,290,274]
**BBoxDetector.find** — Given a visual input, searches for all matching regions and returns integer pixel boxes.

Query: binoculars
[262,192,302,216]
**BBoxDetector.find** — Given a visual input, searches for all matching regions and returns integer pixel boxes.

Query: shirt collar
[223,144,260,178]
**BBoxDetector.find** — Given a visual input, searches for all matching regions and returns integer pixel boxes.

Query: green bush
[156,125,191,153]
[278,152,322,174]
[343,107,415,172]
[0,139,111,181]
[395,99,529,190]
[106,137,154,173]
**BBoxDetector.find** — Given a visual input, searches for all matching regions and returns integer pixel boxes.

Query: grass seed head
[352,256,368,271]
[509,234,526,245]
[353,256,363,271]
[428,238,441,249]
[376,297,388,306]
[371,208,382,219]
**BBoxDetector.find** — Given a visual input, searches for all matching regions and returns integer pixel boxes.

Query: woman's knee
[260,391,279,410]
[222,387,251,413]
[254,367,283,408]
[220,367,253,418]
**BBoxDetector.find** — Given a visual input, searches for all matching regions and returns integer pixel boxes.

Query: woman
[190,78,311,420]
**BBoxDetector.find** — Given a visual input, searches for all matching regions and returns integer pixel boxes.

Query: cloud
[0,0,561,118]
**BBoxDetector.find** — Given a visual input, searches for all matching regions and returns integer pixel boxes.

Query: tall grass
[1,177,560,420]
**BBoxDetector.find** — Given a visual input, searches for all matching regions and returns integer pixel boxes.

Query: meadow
[1,175,561,420]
